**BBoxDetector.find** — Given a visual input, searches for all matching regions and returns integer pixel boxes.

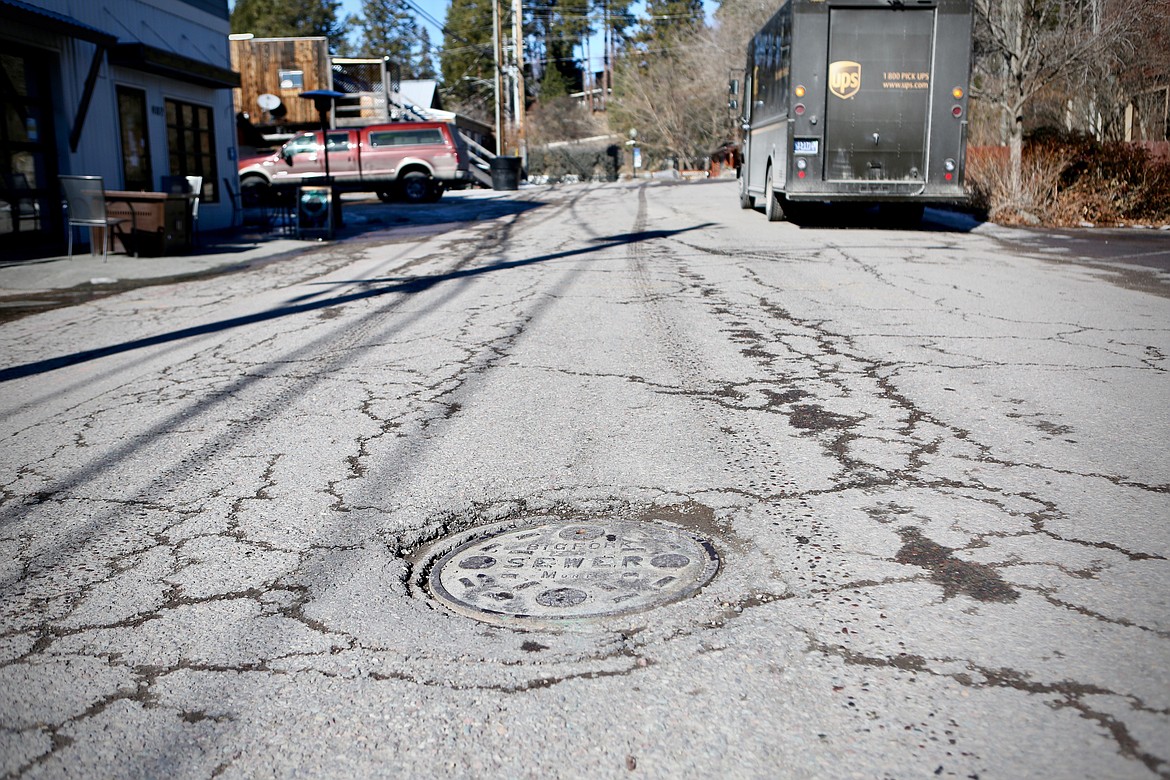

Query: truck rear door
[824,7,934,183]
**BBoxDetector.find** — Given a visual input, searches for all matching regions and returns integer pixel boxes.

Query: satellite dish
[257,93,281,111]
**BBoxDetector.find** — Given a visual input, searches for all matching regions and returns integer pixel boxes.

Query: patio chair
[161,174,203,247]
[186,175,202,246]
[3,173,41,233]
[60,175,134,261]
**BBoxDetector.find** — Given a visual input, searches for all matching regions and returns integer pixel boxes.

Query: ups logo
[829,60,861,99]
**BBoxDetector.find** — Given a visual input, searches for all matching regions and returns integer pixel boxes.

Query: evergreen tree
[416,28,438,80]
[355,0,418,74]
[231,0,347,51]
[540,61,571,98]
[598,0,636,44]
[638,0,703,47]
[440,0,497,116]
[529,0,591,99]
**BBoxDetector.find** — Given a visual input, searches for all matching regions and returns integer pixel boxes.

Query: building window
[278,69,304,90]
[165,99,217,203]
[117,87,152,191]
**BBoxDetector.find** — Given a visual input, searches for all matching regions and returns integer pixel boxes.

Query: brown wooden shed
[229,35,331,128]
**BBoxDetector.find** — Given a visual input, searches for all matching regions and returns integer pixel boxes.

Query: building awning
[110,43,241,90]
[0,0,117,46]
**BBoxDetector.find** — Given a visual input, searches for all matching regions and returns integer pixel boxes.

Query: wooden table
[104,190,192,256]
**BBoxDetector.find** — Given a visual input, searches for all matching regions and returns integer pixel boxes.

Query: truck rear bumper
[786,182,968,204]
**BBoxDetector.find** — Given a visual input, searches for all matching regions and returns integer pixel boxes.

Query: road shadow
[780,203,983,232]
[0,220,712,383]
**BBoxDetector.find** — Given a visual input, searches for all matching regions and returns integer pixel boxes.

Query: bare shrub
[967,142,1072,224]
[968,137,1170,226]
[526,96,607,146]
[1055,142,1170,224]
[527,142,621,183]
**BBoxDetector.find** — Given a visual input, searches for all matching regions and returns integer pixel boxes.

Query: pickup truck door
[322,131,359,181]
[280,131,358,181]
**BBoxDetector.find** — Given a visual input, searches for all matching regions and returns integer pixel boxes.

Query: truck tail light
[944,158,956,181]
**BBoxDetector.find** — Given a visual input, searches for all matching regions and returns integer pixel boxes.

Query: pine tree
[529,0,591,99]
[231,0,347,51]
[638,0,703,47]
[440,0,497,116]
[416,28,438,80]
[356,0,419,75]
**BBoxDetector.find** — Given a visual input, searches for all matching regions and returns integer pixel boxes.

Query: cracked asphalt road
[1,179,1168,778]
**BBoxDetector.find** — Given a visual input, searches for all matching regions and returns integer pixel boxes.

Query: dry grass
[966,138,1170,226]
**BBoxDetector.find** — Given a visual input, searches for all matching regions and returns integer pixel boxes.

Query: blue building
[1,0,241,256]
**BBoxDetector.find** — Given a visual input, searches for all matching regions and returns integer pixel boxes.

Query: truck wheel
[400,172,434,204]
[764,169,784,222]
[738,173,755,209]
[240,176,270,208]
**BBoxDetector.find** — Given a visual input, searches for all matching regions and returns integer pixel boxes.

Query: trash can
[490,156,522,191]
[297,185,333,240]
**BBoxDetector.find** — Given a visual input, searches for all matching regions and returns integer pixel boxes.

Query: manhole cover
[427,519,719,626]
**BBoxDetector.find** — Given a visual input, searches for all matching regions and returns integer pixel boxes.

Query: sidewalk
[0,220,319,324]
[0,226,308,297]
[0,186,543,303]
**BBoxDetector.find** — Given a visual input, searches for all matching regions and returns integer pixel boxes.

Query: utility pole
[512,0,526,165]
[602,0,610,112]
[492,0,505,155]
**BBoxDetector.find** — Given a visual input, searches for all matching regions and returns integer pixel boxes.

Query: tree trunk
[1007,0,1024,203]
[1008,103,1023,200]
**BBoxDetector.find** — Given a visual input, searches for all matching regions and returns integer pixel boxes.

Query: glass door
[118,86,153,192]
[0,46,57,250]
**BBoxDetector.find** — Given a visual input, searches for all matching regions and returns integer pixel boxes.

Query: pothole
[422,518,720,628]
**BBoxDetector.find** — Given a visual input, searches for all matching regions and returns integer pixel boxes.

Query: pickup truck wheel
[400,172,434,204]
[240,177,269,208]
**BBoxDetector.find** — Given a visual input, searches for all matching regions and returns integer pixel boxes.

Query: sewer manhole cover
[427,519,719,626]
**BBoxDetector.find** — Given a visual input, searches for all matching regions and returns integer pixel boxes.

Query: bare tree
[609,0,756,168]
[973,0,1142,197]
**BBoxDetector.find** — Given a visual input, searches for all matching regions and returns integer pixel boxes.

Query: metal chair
[161,174,202,248]
[185,175,202,246]
[60,175,133,261]
[3,173,41,232]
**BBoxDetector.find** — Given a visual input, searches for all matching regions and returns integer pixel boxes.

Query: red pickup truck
[238,121,473,204]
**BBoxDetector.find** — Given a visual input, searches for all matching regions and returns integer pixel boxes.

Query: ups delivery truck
[733,0,973,223]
